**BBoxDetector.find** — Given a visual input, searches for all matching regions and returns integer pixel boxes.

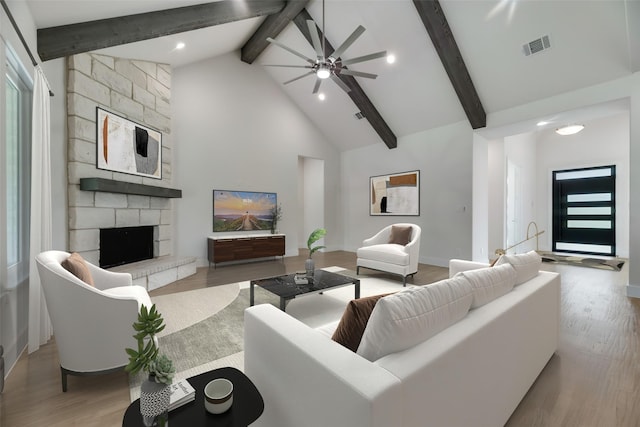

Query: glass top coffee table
[250,270,360,311]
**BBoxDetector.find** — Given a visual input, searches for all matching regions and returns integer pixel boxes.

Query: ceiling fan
[264,0,387,94]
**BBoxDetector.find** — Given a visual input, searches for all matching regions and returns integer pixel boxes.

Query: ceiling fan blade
[339,69,378,79]
[307,20,324,59]
[312,78,322,94]
[263,64,314,69]
[330,25,365,60]
[267,37,315,65]
[330,74,352,93]
[341,51,387,66]
[283,71,315,85]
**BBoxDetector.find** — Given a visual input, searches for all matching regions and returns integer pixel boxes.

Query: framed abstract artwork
[370,170,420,216]
[96,107,162,179]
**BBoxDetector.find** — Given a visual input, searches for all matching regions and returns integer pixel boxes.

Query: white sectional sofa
[244,254,560,427]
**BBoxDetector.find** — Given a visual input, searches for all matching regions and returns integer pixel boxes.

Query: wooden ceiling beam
[293,9,397,149]
[37,1,286,61]
[241,0,310,64]
[413,0,486,129]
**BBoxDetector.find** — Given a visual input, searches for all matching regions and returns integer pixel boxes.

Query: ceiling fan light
[316,65,331,79]
[555,124,584,136]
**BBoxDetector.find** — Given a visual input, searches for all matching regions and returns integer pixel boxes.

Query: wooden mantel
[80,178,182,198]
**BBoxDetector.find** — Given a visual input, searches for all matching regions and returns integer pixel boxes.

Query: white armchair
[35,250,153,392]
[356,223,421,286]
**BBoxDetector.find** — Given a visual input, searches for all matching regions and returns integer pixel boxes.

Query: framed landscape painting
[370,170,420,216]
[96,107,162,179]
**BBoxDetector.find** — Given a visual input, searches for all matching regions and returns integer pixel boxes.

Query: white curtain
[28,66,53,353]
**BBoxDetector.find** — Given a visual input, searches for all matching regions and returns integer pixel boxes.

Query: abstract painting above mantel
[370,170,420,216]
[96,107,162,179]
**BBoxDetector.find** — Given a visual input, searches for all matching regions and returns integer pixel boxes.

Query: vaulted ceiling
[26,0,640,151]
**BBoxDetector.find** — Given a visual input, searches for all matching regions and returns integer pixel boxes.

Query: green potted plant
[125,304,175,427]
[270,203,283,234]
[305,228,326,279]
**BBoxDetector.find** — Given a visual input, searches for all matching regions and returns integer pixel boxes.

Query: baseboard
[626,284,640,299]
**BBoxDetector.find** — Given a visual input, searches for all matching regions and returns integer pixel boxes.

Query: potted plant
[270,203,283,234]
[305,228,326,279]
[125,304,175,427]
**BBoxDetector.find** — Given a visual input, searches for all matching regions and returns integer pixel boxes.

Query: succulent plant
[124,304,173,383]
[148,354,175,384]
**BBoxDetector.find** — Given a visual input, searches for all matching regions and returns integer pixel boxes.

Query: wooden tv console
[208,234,285,267]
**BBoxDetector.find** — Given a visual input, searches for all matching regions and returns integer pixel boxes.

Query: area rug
[539,251,626,271]
[128,267,407,400]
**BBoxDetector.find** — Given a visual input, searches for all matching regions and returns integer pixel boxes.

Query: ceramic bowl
[204,378,233,414]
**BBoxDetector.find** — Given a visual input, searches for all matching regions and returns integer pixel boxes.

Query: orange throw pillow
[388,225,412,246]
[61,252,95,287]
[331,293,393,352]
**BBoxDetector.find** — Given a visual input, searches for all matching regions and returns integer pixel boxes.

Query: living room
[2,0,640,426]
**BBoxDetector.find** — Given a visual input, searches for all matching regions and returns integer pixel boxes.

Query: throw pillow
[388,225,412,245]
[494,250,541,285]
[356,275,473,362]
[455,263,516,308]
[331,293,394,352]
[61,252,95,287]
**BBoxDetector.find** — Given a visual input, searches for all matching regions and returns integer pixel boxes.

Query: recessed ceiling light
[555,124,584,136]
[318,93,326,101]
[386,54,396,64]
[536,121,549,126]
[175,42,185,50]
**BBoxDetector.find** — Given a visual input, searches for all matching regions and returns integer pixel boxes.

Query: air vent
[522,35,551,56]
[354,112,365,120]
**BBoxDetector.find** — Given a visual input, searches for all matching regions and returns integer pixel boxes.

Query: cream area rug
[129,267,408,401]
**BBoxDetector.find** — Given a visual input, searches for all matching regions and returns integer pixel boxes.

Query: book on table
[169,379,196,411]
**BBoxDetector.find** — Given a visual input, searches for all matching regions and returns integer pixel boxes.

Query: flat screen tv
[213,190,277,232]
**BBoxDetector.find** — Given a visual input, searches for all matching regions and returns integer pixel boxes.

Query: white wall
[341,120,473,267]
[301,157,325,249]
[536,112,630,256]
[472,133,489,262]
[172,52,341,264]
[487,139,505,258]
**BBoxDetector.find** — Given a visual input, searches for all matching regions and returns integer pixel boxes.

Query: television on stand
[213,190,277,232]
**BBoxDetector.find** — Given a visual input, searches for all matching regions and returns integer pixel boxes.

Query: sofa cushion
[388,225,412,245]
[331,293,394,352]
[455,263,516,308]
[357,244,409,266]
[61,252,95,287]
[356,275,473,361]
[495,250,541,285]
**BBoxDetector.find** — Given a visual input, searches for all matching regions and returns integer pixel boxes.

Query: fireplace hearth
[100,226,154,268]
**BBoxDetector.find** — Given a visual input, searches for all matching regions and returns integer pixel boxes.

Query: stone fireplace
[66,53,196,290]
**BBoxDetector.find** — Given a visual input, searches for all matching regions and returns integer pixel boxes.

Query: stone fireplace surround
[67,53,196,290]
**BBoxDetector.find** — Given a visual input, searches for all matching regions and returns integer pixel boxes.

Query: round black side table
[123,367,264,427]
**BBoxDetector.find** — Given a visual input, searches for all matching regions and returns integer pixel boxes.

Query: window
[4,48,31,289]
[552,166,616,256]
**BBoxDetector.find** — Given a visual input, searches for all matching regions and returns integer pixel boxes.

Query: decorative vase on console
[125,305,175,427]
[305,228,326,280]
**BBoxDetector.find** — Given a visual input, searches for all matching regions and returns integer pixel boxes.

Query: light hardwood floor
[1,251,638,426]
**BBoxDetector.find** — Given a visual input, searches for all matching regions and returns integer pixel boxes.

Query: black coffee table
[122,367,263,427]
[250,269,360,311]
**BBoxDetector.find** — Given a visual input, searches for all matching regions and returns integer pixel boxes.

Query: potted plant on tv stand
[270,203,283,234]
[305,228,326,280]
[125,304,175,427]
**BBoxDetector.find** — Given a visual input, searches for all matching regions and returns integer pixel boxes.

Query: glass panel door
[552,166,615,256]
